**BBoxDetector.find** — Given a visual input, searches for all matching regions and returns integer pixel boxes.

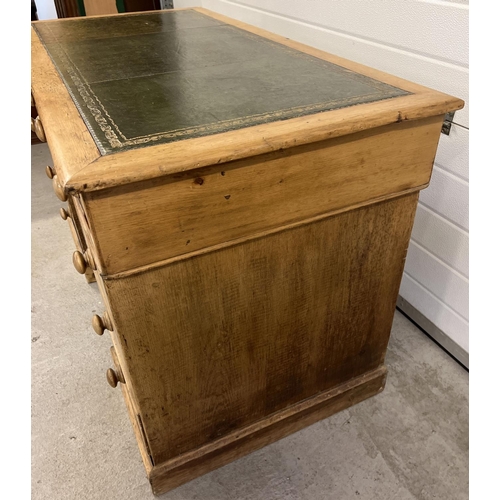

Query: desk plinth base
[119,365,386,495]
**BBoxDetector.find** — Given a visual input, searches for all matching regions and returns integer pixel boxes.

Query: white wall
[199,0,469,360]
[35,0,58,20]
[173,0,202,7]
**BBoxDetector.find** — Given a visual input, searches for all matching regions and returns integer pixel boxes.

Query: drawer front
[82,115,442,275]
[64,202,96,283]
[70,195,104,274]
[92,277,156,468]
[107,345,126,388]
[66,197,88,252]
[107,345,155,474]
[91,272,134,401]
[43,164,97,282]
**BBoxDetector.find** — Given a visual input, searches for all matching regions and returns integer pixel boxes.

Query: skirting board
[396,296,469,369]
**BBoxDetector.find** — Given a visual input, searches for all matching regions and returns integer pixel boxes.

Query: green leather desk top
[32,10,409,155]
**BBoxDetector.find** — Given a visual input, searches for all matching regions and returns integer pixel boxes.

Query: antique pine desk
[31,8,464,495]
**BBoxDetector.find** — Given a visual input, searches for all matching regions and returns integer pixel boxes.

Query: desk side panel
[100,193,418,465]
[82,115,442,276]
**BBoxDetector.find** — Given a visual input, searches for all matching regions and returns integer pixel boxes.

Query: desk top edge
[31,8,464,194]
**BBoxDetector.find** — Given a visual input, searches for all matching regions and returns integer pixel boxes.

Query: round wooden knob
[45,165,55,179]
[31,117,36,133]
[60,208,69,220]
[106,368,119,388]
[73,250,96,274]
[92,315,105,335]
[92,312,113,336]
[34,116,46,142]
[73,251,88,274]
[106,367,125,388]
[52,176,68,202]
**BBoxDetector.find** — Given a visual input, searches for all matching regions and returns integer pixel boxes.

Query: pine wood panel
[101,193,418,465]
[82,116,440,276]
[68,93,458,193]
[110,345,155,474]
[54,0,80,18]
[149,366,387,495]
[83,0,118,16]
[65,198,96,283]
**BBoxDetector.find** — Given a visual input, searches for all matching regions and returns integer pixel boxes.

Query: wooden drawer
[65,198,87,251]
[90,272,134,402]
[69,195,104,275]
[108,345,155,475]
[95,296,156,470]
[43,164,96,281]
[65,203,94,281]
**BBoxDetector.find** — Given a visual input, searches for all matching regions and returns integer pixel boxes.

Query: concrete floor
[31,143,468,500]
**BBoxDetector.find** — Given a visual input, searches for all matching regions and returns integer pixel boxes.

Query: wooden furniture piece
[53,0,162,18]
[83,0,162,17]
[31,8,464,495]
[54,0,80,19]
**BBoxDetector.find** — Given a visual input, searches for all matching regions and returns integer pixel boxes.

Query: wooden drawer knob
[73,251,87,274]
[92,312,113,336]
[45,165,55,179]
[73,250,96,274]
[34,116,46,142]
[52,176,68,202]
[106,367,125,388]
[60,208,69,220]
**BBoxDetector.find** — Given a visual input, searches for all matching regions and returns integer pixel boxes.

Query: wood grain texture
[82,116,440,275]
[54,0,81,19]
[83,0,118,16]
[91,272,143,413]
[111,345,155,475]
[149,366,387,495]
[31,27,101,190]
[69,92,460,193]
[33,6,193,24]
[66,198,96,283]
[100,193,418,465]
[70,194,104,272]
[94,272,159,464]
[65,200,84,252]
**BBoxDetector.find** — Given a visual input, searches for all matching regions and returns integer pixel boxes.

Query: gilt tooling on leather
[32,10,409,154]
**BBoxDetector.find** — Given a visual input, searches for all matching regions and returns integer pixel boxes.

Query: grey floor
[32,143,468,500]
